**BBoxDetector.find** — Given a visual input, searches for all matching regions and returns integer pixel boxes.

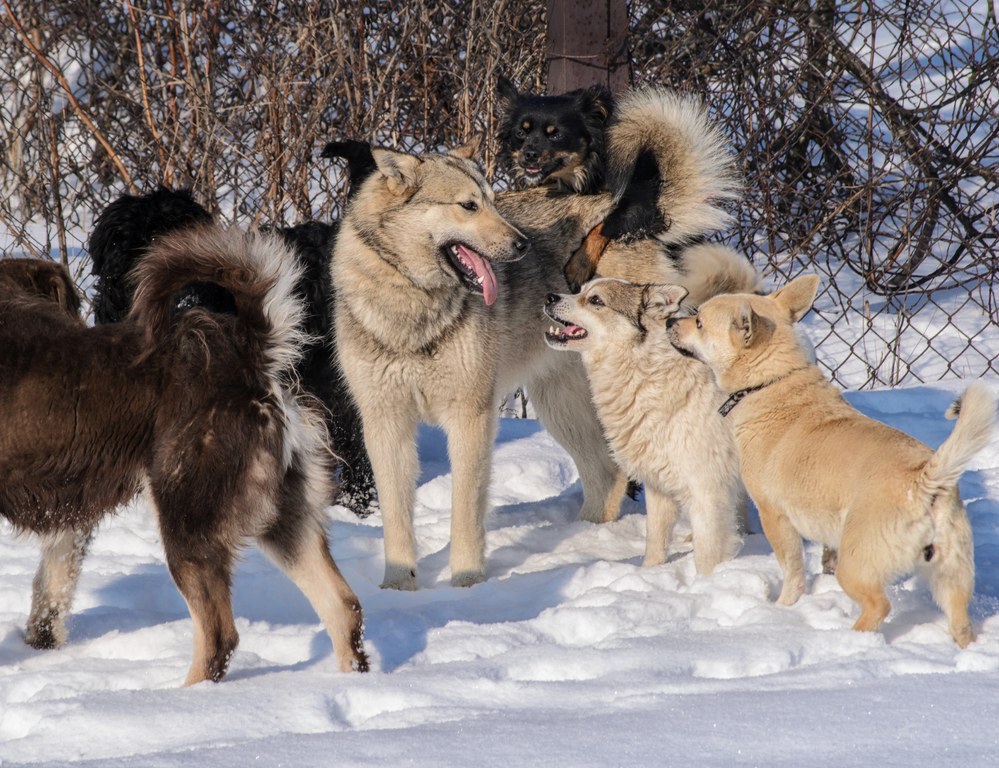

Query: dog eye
[587,294,604,307]
[460,201,479,212]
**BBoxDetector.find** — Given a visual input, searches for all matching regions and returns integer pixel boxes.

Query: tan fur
[667,275,996,646]
[545,274,755,573]
[606,89,742,246]
[494,186,749,292]
[334,148,632,590]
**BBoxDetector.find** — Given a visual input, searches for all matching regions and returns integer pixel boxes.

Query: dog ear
[371,148,422,195]
[497,76,520,112]
[733,300,774,348]
[771,274,819,322]
[642,284,688,323]
[450,134,483,161]
[573,85,615,123]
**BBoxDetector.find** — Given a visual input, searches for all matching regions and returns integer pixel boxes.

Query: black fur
[271,220,377,514]
[496,76,614,194]
[602,148,667,241]
[496,77,666,245]
[88,148,380,516]
[89,187,214,323]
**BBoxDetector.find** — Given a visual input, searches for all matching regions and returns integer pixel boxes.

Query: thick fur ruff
[667,276,995,647]
[88,186,378,516]
[0,237,368,684]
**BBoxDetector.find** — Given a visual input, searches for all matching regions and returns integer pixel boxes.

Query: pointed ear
[371,148,422,195]
[733,300,774,348]
[770,274,819,323]
[450,134,483,161]
[574,85,614,123]
[642,284,688,323]
[497,76,520,112]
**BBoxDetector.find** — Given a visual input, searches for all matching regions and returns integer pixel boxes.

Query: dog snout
[523,147,540,163]
[545,293,562,308]
[665,317,679,329]
[513,235,530,255]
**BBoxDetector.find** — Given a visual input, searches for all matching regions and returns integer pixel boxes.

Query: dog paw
[381,566,417,591]
[451,570,485,588]
[776,580,805,606]
[24,615,65,650]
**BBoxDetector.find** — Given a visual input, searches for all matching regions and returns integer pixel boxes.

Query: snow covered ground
[2,380,999,766]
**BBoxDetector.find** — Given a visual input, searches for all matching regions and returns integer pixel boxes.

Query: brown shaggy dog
[0,230,368,685]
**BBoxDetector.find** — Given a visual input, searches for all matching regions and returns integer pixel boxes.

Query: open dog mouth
[519,158,563,186]
[544,313,588,346]
[443,242,498,306]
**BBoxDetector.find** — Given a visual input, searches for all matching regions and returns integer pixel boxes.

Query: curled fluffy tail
[129,224,307,381]
[921,383,997,497]
[606,88,741,245]
[671,242,762,308]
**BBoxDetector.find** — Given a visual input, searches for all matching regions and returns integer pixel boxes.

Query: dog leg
[643,485,680,567]
[564,222,610,292]
[530,359,627,524]
[25,528,92,649]
[443,408,496,586]
[686,486,742,575]
[362,406,421,589]
[166,551,239,685]
[920,494,976,647]
[261,525,370,672]
[835,556,892,634]
[329,369,378,516]
[756,500,806,605]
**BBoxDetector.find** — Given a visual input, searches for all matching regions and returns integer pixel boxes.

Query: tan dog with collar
[667,275,995,646]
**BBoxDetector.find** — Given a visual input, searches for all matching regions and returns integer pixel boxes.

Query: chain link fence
[2,0,996,388]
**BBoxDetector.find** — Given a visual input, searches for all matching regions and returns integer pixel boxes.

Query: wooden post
[545,0,630,94]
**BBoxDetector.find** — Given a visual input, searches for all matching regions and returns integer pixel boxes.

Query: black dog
[497,75,614,194]
[87,142,379,515]
[496,76,673,290]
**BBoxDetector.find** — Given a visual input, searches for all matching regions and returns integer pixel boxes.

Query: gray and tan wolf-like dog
[0,232,368,684]
[334,90,744,590]
[334,140,629,589]
[543,269,759,574]
[667,275,996,646]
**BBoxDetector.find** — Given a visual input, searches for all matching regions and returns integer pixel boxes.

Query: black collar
[718,384,768,417]
[717,368,810,417]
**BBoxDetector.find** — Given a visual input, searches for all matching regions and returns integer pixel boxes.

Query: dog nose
[665,317,678,329]
[545,293,560,307]
[514,236,530,254]
[524,149,540,162]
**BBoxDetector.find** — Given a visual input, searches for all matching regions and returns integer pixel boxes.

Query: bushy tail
[129,223,307,382]
[921,383,997,497]
[605,88,741,245]
[671,242,762,309]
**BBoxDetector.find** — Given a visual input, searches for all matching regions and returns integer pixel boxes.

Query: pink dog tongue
[456,244,498,306]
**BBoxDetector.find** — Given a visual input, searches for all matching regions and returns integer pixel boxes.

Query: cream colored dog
[667,275,996,646]
[544,278,745,573]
